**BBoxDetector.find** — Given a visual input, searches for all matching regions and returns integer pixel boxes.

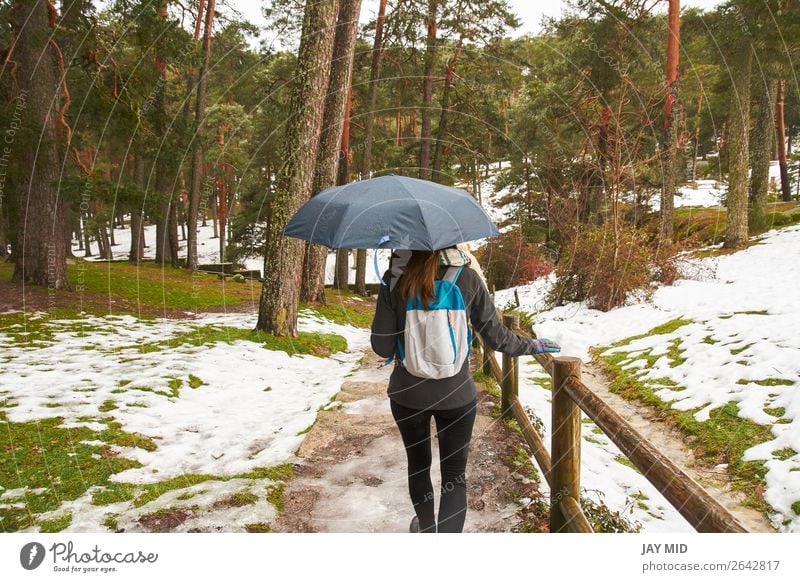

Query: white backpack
[395,265,472,379]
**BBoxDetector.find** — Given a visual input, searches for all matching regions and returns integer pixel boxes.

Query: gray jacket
[370,262,542,410]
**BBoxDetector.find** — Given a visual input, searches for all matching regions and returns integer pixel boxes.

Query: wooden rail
[475,313,747,533]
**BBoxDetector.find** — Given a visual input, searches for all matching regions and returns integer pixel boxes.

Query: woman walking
[370,247,560,533]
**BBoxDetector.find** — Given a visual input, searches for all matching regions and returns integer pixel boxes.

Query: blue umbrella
[282,174,499,250]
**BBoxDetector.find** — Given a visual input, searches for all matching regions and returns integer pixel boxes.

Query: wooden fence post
[501,314,519,419]
[550,356,583,532]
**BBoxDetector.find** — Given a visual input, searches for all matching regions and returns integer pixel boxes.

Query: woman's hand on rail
[530,338,561,354]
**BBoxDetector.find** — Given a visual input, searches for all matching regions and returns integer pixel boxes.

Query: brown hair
[397,250,440,309]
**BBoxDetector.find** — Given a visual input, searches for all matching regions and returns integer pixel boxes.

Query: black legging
[390,397,477,533]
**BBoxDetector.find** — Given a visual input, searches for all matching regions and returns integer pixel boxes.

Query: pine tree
[256,0,341,336]
[302,0,363,303]
[9,0,70,290]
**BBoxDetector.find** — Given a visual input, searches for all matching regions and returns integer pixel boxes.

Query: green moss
[92,463,295,509]
[792,501,800,516]
[764,407,786,418]
[608,318,693,350]
[99,400,118,412]
[299,288,376,329]
[38,512,72,533]
[666,339,687,368]
[0,416,151,532]
[239,463,294,482]
[773,448,797,461]
[737,378,795,387]
[731,343,755,355]
[594,344,775,517]
[244,522,272,533]
[125,326,347,358]
[702,335,718,345]
[614,455,642,474]
[721,311,768,321]
[66,261,247,310]
[529,375,552,391]
[266,482,286,512]
[188,374,206,389]
[0,309,108,347]
[295,423,315,436]
[230,491,259,506]
[101,513,119,530]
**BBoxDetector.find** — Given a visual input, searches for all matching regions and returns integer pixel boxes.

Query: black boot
[409,516,420,533]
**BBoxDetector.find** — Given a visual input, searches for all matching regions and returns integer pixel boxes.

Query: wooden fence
[474,313,748,533]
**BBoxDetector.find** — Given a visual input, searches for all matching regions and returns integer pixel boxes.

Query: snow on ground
[496,223,800,532]
[0,310,369,532]
[648,162,788,210]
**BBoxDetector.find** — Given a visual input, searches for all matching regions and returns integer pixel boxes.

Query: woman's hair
[397,250,440,309]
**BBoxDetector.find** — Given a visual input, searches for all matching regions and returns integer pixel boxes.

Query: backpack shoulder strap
[443,264,464,284]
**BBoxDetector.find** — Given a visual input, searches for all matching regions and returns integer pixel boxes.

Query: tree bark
[432,36,463,180]
[659,0,680,242]
[749,78,777,233]
[361,0,387,178]
[723,36,752,250]
[333,84,354,291]
[187,0,216,270]
[776,79,791,201]
[301,0,362,304]
[9,0,70,289]
[256,0,341,336]
[130,154,146,263]
[418,0,438,180]
[354,0,387,296]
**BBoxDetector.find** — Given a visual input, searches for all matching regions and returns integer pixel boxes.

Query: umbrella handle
[374,249,387,286]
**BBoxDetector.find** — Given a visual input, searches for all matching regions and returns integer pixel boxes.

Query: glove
[530,338,561,354]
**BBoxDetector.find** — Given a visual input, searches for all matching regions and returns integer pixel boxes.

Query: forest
[3,0,800,541]
[1,0,798,334]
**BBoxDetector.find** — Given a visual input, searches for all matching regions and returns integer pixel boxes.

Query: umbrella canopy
[282,174,499,250]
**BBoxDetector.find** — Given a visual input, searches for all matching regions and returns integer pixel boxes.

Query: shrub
[474,230,553,290]
[550,224,654,311]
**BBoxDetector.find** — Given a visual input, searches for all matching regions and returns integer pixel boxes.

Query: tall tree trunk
[776,79,791,201]
[723,36,752,250]
[256,0,341,336]
[418,0,438,180]
[82,212,92,257]
[659,0,680,242]
[9,0,70,289]
[432,36,463,180]
[361,0,387,178]
[749,78,777,233]
[187,0,216,270]
[354,0,387,296]
[58,0,89,261]
[0,203,9,258]
[168,199,179,267]
[130,154,146,263]
[301,0,362,304]
[217,130,226,261]
[182,0,206,120]
[333,85,354,291]
[157,1,180,267]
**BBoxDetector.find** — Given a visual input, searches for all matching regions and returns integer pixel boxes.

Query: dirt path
[582,361,777,533]
[273,350,545,533]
